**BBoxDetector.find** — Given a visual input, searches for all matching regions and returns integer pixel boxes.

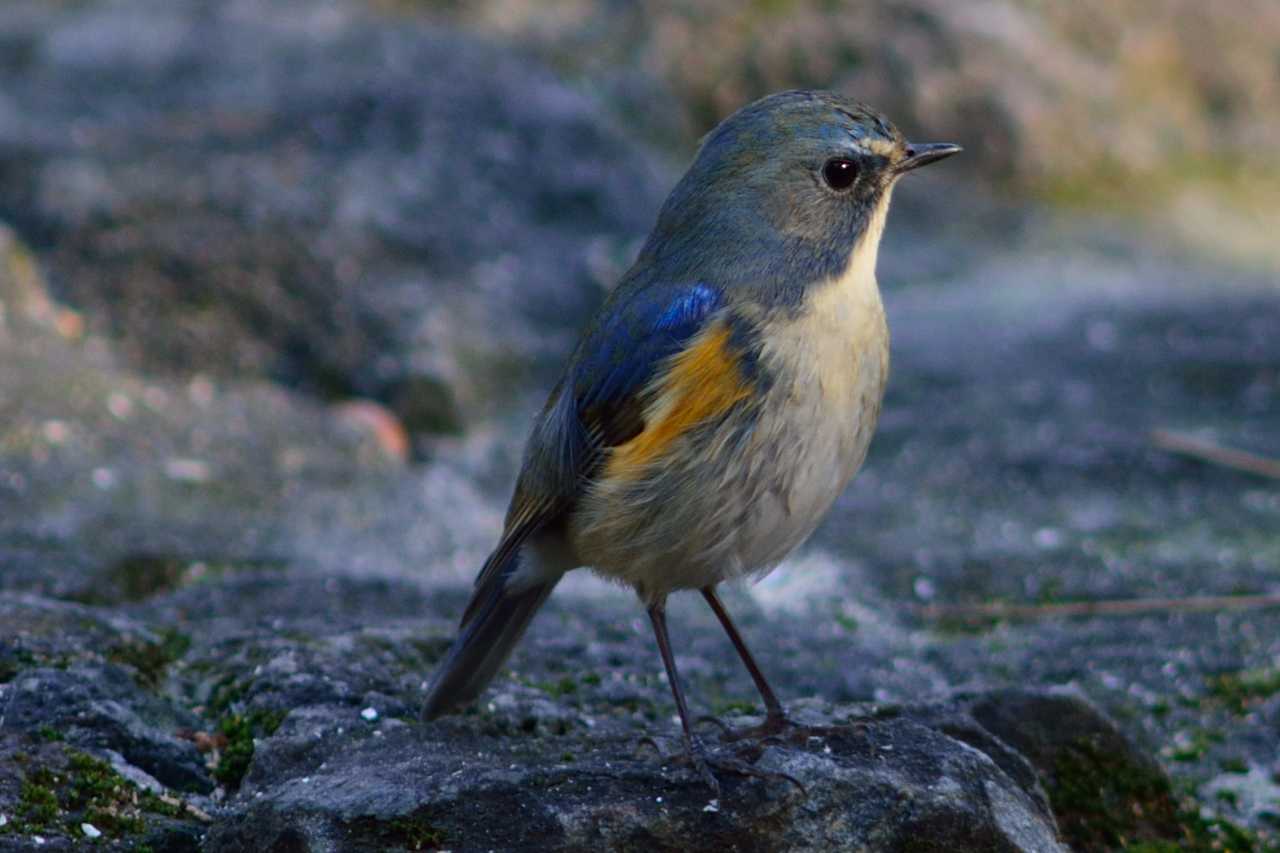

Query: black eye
[822,158,859,190]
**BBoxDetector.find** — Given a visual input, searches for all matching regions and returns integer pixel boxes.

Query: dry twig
[1151,429,1280,480]
[918,593,1280,622]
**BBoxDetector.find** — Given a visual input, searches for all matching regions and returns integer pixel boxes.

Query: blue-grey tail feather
[421,550,556,720]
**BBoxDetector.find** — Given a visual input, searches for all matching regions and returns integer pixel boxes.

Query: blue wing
[492,281,724,556]
[574,282,724,446]
[457,281,724,631]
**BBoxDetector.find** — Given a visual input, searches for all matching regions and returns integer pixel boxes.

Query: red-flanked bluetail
[423,90,959,791]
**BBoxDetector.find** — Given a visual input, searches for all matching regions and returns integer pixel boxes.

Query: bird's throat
[829,185,894,305]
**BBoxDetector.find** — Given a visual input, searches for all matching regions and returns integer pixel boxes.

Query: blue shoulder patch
[514,282,728,509]
[652,283,721,334]
[577,282,723,411]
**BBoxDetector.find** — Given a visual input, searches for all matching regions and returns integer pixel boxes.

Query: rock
[0,571,1144,853]
[966,688,1183,851]
[0,595,211,793]
[0,221,412,604]
[3,667,211,794]
[205,700,1076,852]
[0,224,80,340]
[332,399,412,466]
[0,0,665,431]
[0,737,207,851]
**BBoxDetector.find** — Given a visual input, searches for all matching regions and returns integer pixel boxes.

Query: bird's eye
[822,158,859,191]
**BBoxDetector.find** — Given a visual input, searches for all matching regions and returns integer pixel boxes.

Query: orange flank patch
[605,323,752,480]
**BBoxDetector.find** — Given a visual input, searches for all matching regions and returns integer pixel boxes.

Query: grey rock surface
[0,597,210,794]
[206,694,1070,852]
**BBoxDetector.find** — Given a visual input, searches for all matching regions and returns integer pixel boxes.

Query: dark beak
[896,142,962,174]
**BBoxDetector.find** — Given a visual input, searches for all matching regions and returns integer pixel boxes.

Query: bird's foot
[657,735,807,796]
[697,712,850,767]
[698,711,817,744]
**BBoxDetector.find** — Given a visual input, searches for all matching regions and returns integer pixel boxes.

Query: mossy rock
[0,746,200,845]
[968,689,1182,851]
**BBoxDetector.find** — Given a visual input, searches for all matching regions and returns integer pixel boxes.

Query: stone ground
[2,190,1277,850]
[0,0,1278,851]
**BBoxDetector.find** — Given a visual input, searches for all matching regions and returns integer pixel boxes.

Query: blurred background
[1,0,1277,846]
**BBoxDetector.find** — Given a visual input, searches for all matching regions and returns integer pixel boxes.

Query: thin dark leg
[645,596,808,796]
[701,587,786,724]
[647,599,717,792]
[647,600,697,751]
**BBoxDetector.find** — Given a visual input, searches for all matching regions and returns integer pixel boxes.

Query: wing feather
[472,282,725,593]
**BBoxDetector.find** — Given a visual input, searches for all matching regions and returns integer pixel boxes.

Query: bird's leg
[646,599,805,795]
[647,598,720,793]
[701,586,797,740]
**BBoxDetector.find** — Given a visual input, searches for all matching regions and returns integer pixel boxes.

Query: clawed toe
[718,714,844,749]
[653,735,807,796]
[715,712,798,742]
[634,735,664,757]
[694,714,733,735]
[704,748,807,795]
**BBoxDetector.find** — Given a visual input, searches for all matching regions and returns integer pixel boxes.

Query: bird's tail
[421,546,558,719]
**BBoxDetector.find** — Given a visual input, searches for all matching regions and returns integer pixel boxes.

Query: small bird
[423,90,958,786]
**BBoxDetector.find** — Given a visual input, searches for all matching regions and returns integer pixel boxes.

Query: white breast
[734,194,892,573]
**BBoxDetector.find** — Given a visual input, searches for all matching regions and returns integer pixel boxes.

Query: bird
[422,89,959,788]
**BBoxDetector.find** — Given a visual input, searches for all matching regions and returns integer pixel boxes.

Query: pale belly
[570,293,890,601]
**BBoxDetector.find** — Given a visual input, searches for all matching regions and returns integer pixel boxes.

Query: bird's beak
[896,142,962,174]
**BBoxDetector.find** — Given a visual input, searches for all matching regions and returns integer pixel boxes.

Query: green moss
[203,674,250,717]
[408,635,453,663]
[1038,154,1264,211]
[107,628,192,688]
[1215,789,1241,807]
[538,676,579,698]
[833,611,860,633]
[1219,757,1250,774]
[34,725,65,742]
[1207,668,1280,715]
[346,812,446,851]
[0,647,39,682]
[211,715,254,789]
[1044,733,1181,850]
[712,699,758,717]
[1,749,187,841]
[387,815,446,850]
[64,751,146,836]
[1034,578,1067,605]
[17,768,61,830]
[1162,804,1265,852]
[100,554,189,603]
[212,709,287,790]
[1052,748,1267,852]
[594,693,659,720]
[1170,729,1224,763]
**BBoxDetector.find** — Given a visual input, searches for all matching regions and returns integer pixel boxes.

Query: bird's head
[640,90,959,289]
